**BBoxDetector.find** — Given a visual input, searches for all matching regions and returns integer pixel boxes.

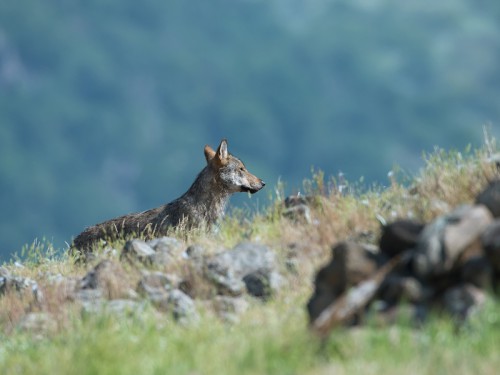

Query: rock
[476,179,500,217]
[412,205,493,280]
[205,242,281,299]
[0,271,42,303]
[242,270,279,300]
[379,219,425,258]
[121,239,156,264]
[213,296,249,323]
[185,244,205,260]
[79,260,136,300]
[442,284,487,321]
[148,237,184,265]
[165,289,198,323]
[137,271,178,304]
[307,241,385,323]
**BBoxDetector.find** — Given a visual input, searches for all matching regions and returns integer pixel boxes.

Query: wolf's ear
[215,139,228,162]
[204,145,216,163]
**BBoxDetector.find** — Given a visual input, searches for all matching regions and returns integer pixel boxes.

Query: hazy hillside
[1,0,500,259]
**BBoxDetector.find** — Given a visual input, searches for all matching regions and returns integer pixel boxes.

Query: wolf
[71,139,265,256]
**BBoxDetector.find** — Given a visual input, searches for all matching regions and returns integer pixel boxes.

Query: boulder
[147,237,184,265]
[307,241,385,323]
[165,289,198,324]
[205,242,281,299]
[78,260,136,300]
[379,219,425,258]
[0,268,42,303]
[121,239,156,264]
[412,205,493,280]
[137,271,178,304]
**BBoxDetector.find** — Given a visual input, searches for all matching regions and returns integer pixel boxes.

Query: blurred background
[1,0,499,260]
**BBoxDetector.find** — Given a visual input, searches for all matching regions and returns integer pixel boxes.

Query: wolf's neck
[182,166,231,221]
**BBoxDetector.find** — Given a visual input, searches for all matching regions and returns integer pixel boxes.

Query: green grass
[1,141,499,374]
[0,299,498,375]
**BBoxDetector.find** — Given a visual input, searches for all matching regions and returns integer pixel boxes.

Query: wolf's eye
[239,167,245,172]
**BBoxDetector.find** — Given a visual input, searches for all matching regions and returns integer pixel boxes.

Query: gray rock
[121,239,156,264]
[0,272,42,303]
[166,289,198,323]
[205,242,281,298]
[148,237,184,265]
[78,260,137,300]
[185,244,205,259]
[137,271,179,304]
[412,205,493,279]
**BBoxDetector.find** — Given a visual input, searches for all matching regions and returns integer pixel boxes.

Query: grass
[0,141,499,375]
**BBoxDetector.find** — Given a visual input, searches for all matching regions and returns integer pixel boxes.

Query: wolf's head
[204,139,265,194]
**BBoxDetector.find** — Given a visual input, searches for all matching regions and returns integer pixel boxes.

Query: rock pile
[308,180,500,336]
[0,239,282,334]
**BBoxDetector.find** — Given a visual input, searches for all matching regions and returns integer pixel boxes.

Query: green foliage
[0,299,498,374]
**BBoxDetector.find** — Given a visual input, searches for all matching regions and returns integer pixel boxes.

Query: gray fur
[71,140,264,256]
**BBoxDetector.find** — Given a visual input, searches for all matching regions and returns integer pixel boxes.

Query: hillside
[0,144,499,375]
[1,0,500,257]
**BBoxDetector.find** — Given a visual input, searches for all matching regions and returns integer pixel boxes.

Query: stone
[379,219,425,258]
[476,179,500,217]
[121,239,156,264]
[166,289,198,323]
[148,236,184,265]
[307,241,385,323]
[137,271,178,304]
[0,271,41,303]
[79,260,136,300]
[412,205,493,280]
[205,242,281,299]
